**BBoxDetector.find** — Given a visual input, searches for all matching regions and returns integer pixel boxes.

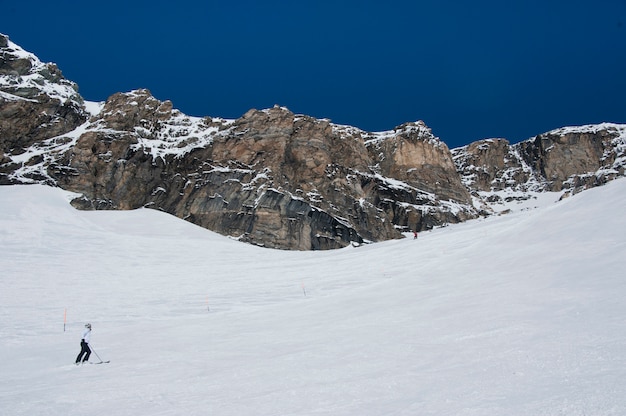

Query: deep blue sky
[2,0,625,148]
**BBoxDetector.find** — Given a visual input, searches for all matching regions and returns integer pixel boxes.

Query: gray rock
[3,34,625,249]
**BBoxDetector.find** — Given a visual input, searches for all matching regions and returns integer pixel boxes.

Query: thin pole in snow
[63,308,67,332]
[206,295,210,312]
[90,345,109,363]
[301,282,307,297]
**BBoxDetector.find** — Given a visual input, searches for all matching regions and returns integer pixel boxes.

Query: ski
[91,361,110,364]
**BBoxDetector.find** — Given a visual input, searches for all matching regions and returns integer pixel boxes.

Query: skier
[75,323,92,364]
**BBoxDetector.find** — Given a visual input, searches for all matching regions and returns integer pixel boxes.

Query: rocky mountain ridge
[2,33,625,249]
[452,123,626,212]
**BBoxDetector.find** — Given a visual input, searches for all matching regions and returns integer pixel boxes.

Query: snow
[0,38,81,105]
[1,178,626,415]
[547,122,626,137]
[130,112,222,161]
[84,100,105,117]
[0,90,38,102]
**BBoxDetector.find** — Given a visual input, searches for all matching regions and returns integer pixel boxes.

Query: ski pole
[90,346,107,363]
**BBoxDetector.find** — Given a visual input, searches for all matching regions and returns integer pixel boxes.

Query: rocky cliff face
[2,33,626,249]
[452,124,626,200]
[517,124,625,192]
[0,34,87,182]
[45,90,475,250]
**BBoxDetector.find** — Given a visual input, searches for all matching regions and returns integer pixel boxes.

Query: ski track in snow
[1,180,626,416]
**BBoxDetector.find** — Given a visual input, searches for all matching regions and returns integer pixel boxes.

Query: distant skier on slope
[75,323,92,364]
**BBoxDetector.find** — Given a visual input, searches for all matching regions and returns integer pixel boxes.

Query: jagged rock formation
[2,33,626,249]
[1,35,477,249]
[519,124,626,192]
[0,34,87,173]
[452,124,626,203]
[49,91,476,250]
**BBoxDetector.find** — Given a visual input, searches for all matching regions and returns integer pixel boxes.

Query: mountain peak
[2,35,626,249]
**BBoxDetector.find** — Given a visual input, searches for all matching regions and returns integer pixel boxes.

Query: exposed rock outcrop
[453,124,626,194]
[518,124,625,193]
[2,33,626,250]
[0,34,87,184]
[45,91,476,250]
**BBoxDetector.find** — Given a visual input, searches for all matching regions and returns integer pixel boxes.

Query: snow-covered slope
[1,179,625,415]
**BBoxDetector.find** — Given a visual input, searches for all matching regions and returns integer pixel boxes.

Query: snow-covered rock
[0,33,87,166]
[452,123,626,214]
[2,33,625,249]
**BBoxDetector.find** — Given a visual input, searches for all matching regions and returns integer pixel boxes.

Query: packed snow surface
[1,179,626,415]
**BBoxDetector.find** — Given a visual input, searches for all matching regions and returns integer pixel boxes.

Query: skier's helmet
[85,323,91,329]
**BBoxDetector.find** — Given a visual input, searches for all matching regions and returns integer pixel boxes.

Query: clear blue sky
[2,0,625,148]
